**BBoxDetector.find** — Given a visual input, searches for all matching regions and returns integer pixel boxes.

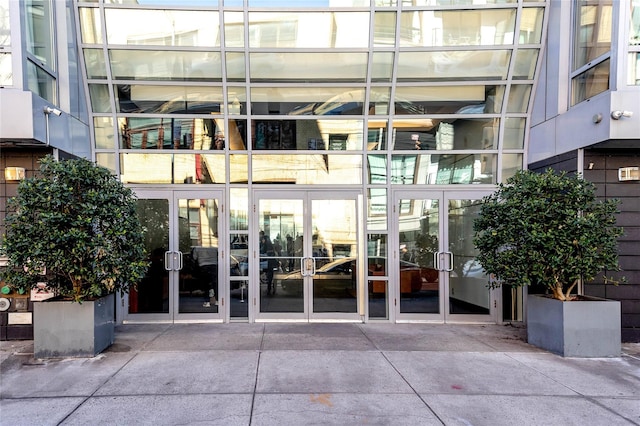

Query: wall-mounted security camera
[610,110,633,120]
[43,106,62,116]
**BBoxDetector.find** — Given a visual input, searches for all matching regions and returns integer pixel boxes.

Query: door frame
[120,188,225,324]
[391,189,497,324]
[252,189,365,323]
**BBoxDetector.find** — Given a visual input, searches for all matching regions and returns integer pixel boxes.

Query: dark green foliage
[1,156,148,302]
[473,169,623,300]
[414,233,438,267]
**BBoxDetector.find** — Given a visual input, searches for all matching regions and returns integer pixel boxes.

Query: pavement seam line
[622,352,640,361]
[357,324,446,425]
[248,323,266,426]
[378,350,447,425]
[54,324,172,425]
[54,350,143,425]
[503,352,640,426]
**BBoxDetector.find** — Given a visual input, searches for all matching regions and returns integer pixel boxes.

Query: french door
[122,189,224,323]
[393,190,496,323]
[253,190,364,322]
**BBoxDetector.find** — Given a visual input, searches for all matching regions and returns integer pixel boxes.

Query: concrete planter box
[34,293,115,358]
[527,294,621,357]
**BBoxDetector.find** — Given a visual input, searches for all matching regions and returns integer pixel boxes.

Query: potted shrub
[473,169,623,357]
[1,156,148,357]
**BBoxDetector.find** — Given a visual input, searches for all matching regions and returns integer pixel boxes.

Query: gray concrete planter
[527,294,621,357]
[33,293,115,358]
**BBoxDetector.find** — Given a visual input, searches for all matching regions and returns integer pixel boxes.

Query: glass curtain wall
[76,0,546,321]
[78,2,544,179]
[0,0,11,86]
[630,0,640,85]
[25,0,57,103]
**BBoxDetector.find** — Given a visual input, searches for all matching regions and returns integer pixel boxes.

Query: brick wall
[0,149,50,341]
[1,149,51,239]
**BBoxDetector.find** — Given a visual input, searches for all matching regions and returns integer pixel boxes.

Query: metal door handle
[445,251,454,272]
[309,257,316,276]
[302,257,316,276]
[164,251,172,271]
[164,251,183,271]
[176,251,183,271]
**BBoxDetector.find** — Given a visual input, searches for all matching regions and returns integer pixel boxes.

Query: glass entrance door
[393,190,495,323]
[123,190,224,323]
[254,191,363,322]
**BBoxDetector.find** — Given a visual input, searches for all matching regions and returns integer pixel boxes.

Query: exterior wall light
[610,110,633,120]
[618,167,640,181]
[4,167,26,181]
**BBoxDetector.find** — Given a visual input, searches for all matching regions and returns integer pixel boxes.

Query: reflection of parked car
[276,256,439,296]
[462,259,485,278]
[277,257,356,297]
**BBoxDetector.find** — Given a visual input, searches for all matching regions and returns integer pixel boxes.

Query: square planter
[33,293,115,358]
[527,294,621,357]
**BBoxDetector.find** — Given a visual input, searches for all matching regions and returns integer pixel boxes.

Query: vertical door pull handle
[445,252,454,272]
[310,257,317,276]
[164,251,172,271]
[176,251,183,271]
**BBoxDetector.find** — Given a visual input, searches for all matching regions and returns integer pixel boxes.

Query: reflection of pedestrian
[214,133,225,150]
[286,234,294,271]
[192,246,218,306]
[260,231,276,295]
[400,244,413,262]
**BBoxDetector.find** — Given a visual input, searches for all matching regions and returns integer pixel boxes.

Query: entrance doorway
[120,188,496,324]
[253,190,364,322]
[123,190,224,323]
[393,190,496,323]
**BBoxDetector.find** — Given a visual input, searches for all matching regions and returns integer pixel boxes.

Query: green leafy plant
[473,169,623,301]
[414,232,439,267]
[1,156,148,302]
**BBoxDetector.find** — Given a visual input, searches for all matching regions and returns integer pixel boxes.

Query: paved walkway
[1,323,639,425]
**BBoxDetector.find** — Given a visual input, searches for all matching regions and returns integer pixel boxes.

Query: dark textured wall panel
[583,149,640,342]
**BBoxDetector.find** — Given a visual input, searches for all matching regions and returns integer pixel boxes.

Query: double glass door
[393,190,495,323]
[254,190,364,322]
[124,190,224,323]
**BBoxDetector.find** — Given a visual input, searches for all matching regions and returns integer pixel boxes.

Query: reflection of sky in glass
[0,0,10,46]
[248,0,330,5]
[632,2,640,43]
[136,0,333,5]
[136,0,218,5]
[0,53,12,86]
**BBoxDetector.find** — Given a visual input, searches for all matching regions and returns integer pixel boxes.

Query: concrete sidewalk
[1,323,639,425]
